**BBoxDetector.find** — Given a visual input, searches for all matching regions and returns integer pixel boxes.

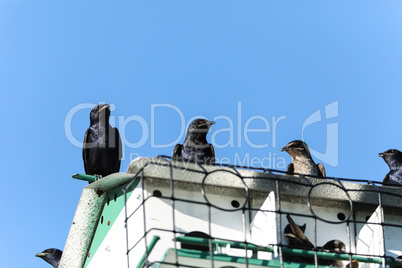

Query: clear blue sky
[1,1,402,267]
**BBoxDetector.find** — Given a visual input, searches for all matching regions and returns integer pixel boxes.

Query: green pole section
[136,236,161,268]
[176,237,402,266]
[72,173,97,183]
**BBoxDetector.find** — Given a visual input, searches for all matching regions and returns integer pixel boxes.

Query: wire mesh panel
[122,156,402,268]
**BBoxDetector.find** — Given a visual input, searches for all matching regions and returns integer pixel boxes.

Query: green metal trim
[83,178,140,267]
[162,249,320,268]
[72,173,97,183]
[178,249,278,266]
[176,237,402,266]
[136,236,161,268]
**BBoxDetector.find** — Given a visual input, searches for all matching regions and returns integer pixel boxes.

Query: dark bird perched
[173,119,215,165]
[379,149,402,186]
[320,240,346,267]
[83,104,122,179]
[284,214,314,249]
[284,214,314,264]
[284,216,350,267]
[390,255,402,268]
[321,240,359,268]
[281,140,326,177]
[35,248,62,268]
[322,239,345,252]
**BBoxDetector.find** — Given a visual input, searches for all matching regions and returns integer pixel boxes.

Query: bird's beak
[281,146,288,152]
[210,121,215,126]
[378,153,384,157]
[35,252,47,258]
[99,104,111,112]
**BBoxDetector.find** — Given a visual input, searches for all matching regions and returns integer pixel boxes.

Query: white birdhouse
[60,157,402,268]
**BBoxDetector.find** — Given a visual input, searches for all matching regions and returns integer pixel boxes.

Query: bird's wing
[209,143,215,165]
[286,215,309,241]
[286,214,314,248]
[317,163,326,177]
[382,173,390,185]
[173,144,182,160]
[286,163,294,174]
[115,127,122,172]
[115,127,122,160]
[284,223,306,235]
[82,129,90,174]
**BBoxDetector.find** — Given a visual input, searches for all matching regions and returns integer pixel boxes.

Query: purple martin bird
[83,104,122,179]
[281,140,326,177]
[379,149,402,186]
[35,248,62,268]
[320,240,346,267]
[284,214,314,264]
[284,214,314,249]
[173,119,215,165]
[285,216,349,266]
[391,255,402,268]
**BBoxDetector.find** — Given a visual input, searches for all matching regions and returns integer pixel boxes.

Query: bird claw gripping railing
[122,156,402,268]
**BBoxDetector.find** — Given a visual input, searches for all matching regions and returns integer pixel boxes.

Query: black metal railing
[122,156,402,268]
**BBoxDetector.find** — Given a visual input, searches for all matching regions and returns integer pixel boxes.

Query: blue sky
[1,1,402,267]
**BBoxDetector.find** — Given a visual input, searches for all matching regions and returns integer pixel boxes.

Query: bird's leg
[94,174,103,181]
